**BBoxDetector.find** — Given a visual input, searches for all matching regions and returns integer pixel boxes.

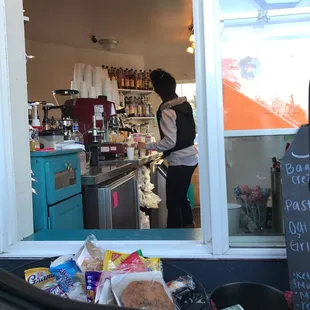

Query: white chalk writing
[285,200,310,212]
[285,163,310,185]
[288,221,308,238]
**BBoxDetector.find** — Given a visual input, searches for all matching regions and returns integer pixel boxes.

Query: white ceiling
[23,0,193,57]
[23,0,310,56]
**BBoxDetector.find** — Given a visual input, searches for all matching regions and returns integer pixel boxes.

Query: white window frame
[0,0,287,260]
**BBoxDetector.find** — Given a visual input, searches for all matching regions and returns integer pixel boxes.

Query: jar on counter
[29,126,40,150]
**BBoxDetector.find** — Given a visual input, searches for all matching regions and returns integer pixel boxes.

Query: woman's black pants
[166,165,197,228]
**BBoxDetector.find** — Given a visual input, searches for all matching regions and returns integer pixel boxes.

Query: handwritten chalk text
[285,163,310,185]
[289,221,308,238]
[285,200,310,212]
[290,240,310,252]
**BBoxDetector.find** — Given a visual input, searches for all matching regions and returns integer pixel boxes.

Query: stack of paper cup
[73,63,83,87]
[102,68,109,80]
[89,86,97,99]
[93,66,103,97]
[84,65,93,87]
[111,79,120,106]
[102,77,113,101]
[70,80,79,92]
[80,81,88,98]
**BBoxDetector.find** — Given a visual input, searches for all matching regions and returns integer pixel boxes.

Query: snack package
[74,235,104,272]
[103,250,143,271]
[24,267,54,285]
[111,271,176,310]
[35,277,68,298]
[85,271,112,304]
[167,276,196,298]
[117,252,149,273]
[50,259,80,292]
[50,257,86,302]
[85,271,102,303]
[96,277,115,305]
[140,256,162,272]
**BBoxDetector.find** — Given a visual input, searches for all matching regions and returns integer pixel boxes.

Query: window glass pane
[222,14,308,239]
[222,17,309,131]
[226,134,295,236]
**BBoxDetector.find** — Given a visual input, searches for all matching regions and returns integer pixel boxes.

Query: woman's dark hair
[150,69,176,98]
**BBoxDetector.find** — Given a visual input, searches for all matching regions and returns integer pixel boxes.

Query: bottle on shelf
[129,69,135,90]
[128,96,135,116]
[124,68,130,89]
[125,96,130,115]
[143,70,148,90]
[137,97,143,117]
[143,97,150,117]
[134,70,139,90]
[101,65,154,91]
[139,70,143,90]
[148,70,153,90]
[119,92,125,108]
[119,67,125,89]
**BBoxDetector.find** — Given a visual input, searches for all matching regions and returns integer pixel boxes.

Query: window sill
[22,228,202,241]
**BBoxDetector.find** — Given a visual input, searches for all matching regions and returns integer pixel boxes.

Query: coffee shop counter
[102,151,163,167]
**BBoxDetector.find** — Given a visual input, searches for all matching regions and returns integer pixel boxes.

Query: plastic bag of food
[111,271,176,309]
[85,271,113,304]
[142,192,161,209]
[139,211,150,229]
[74,234,104,272]
[50,256,87,302]
[103,250,143,271]
[35,277,68,298]
[105,250,162,274]
[116,252,149,273]
[167,276,196,298]
[50,258,80,290]
[24,267,54,285]
[96,277,115,305]
[140,256,162,272]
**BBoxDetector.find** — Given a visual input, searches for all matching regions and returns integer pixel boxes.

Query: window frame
[0,0,287,260]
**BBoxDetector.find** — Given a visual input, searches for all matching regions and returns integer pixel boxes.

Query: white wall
[26,40,145,118]
[144,53,195,81]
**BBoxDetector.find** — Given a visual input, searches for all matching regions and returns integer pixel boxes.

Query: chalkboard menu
[281,126,310,310]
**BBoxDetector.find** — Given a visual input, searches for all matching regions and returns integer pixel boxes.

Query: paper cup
[127,147,135,160]
[140,149,146,158]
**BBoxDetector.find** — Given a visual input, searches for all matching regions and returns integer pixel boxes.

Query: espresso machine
[62,98,127,163]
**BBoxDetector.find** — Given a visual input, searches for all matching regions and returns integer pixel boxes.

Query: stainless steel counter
[102,152,163,167]
[81,163,134,185]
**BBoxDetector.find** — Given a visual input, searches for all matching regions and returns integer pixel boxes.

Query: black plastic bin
[210,282,290,310]
[9,257,211,310]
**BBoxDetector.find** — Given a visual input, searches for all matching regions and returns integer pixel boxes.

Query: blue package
[50,259,80,292]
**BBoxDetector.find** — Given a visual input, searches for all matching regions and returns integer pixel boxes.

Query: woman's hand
[137,142,146,150]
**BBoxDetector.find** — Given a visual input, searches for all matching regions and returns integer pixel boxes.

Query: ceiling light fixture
[186,25,195,54]
[186,43,195,54]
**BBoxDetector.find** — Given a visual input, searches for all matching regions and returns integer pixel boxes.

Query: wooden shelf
[118,89,153,96]
[125,117,155,122]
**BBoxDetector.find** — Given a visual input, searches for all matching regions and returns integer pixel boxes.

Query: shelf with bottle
[118,89,153,96]
[122,95,154,121]
[103,66,154,92]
